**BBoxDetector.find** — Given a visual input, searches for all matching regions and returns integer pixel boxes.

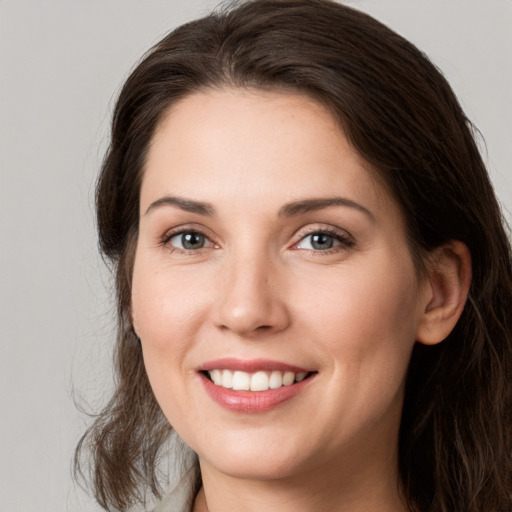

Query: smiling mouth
[201,369,314,392]
[198,360,317,412]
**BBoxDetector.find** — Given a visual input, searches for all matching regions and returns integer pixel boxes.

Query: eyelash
[161,226,355,255]
[293,227,355,255]
[161,228,216,255]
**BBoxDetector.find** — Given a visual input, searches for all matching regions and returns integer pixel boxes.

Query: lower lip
[200,373,314,413]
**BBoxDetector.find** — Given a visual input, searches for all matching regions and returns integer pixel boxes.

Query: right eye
[165,230,214,251]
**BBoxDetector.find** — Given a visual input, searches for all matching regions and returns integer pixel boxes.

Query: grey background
[0,1,510,510]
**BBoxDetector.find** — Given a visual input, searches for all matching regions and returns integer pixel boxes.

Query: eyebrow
[145,196,215,216]
[144,194,374,221]
[279,197,375,221]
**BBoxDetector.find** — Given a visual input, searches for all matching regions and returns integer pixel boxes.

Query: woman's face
[132,90,430,482]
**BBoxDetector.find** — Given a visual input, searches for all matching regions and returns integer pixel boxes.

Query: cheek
[131,257,211,351]
[130,258,208,423]
[307,256,417,318]
[292,258,421,440]
[130,254,220,420]
[292,253,421,373]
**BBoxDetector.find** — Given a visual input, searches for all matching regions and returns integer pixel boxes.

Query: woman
[75,0,512,511]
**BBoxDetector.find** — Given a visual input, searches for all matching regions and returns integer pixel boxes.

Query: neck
[193,446,409,512]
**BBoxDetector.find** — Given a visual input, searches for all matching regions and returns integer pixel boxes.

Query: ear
[416,240,472,345]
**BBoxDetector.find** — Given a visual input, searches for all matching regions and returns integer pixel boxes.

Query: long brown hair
[75,1,512,510]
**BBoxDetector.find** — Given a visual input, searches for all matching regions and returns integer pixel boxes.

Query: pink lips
[197,358,315,413]
[197,358,311,373]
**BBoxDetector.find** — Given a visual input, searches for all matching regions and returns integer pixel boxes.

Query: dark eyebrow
[279,197,375,221]
[145,196,215,216]
[145,195,374,221]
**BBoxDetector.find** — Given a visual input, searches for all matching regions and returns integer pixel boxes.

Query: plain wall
[0,1,510,511]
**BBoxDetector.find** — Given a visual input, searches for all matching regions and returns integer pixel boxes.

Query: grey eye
[297,232,341,251]
[169,231,210,250]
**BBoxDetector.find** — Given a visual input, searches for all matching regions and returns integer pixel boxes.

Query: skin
[131,89,470,512]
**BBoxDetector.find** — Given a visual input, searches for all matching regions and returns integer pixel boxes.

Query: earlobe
[416,241,472,346]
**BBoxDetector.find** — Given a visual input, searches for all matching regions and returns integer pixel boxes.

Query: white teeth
[283,371,295,386]
[232,371,250,391]
[210,369,222,385]
[250,371,269,391]
[206,369,310,391]
[221,369,233,389]
[269,370,283,389]
[295,372,307,382]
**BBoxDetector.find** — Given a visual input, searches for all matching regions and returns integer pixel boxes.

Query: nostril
[256,325,272,331]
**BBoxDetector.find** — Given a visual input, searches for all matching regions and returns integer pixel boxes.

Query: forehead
[141,89,398,222]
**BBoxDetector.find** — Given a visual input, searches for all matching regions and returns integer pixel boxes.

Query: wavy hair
[75,1,512,510]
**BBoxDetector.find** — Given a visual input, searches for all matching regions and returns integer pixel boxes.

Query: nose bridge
[216,243,289,336]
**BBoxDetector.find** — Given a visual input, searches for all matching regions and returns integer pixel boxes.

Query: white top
[152,483,195,512]
[152,465,198,512]
[149,436,198,512]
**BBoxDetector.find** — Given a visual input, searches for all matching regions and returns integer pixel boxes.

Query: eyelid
[161,224,218,252]
[158,223,354,254]
[291,224,355,251]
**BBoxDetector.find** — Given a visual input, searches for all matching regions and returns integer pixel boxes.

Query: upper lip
[197,358,313,373]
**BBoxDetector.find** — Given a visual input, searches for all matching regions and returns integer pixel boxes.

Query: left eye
[167,231,213,250]
[296,232,344,251]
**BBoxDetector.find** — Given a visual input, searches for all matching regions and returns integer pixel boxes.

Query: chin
[202,453,300,481]
[194,429,308,481]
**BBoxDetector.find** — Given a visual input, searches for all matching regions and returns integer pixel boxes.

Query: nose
[214,252,291,338]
